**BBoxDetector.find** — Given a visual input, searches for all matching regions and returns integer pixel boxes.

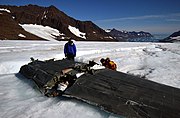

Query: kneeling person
[100,58,117,70]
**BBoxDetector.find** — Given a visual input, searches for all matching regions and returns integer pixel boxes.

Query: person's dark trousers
[66,54,75,61]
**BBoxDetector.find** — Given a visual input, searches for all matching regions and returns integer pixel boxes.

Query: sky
[0,0,180,34]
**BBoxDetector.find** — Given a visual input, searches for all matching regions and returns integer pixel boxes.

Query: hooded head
[100,58,105,63]
[106,57,110,62]
[68,38,73,45]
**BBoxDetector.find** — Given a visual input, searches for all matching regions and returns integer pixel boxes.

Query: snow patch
[76,72,85,78]
[104,36,113,39]
[105,29,111,32]
[42,11,48,19]
[20,24,61,41]
[18,34,26,38]
[68,25,86,39]
[122,30,128,33]
[171,36,180,40]
[0,8,11,13]
[90,64,105,70]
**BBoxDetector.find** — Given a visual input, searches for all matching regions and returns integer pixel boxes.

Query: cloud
[95,12,180,34]
[166,19,180,22]
[95,12,180,23]
[171,13,180,16]
[96,15,163,22]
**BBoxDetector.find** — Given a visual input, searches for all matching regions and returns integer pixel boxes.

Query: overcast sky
[0,0,180,34]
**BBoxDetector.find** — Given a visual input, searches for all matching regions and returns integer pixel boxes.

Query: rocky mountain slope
[0,4,115,41]
[106,28,153,41]
[0,7,43,40]
[160,30,180,43]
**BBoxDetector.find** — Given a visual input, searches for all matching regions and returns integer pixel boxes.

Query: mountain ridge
[0,4,116,41]
[106,28,153,42]
[159,30,180,43]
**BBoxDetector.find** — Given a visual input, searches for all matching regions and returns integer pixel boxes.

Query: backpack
[108,61,117,70]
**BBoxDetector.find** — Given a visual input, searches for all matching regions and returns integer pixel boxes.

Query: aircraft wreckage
[19,58,180,118]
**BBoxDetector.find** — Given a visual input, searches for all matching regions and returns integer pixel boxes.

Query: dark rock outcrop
[0,6,43,40]
[0,4,116,41]
[160,30,180,43]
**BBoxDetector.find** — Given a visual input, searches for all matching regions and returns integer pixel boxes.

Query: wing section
[65,69,180,118]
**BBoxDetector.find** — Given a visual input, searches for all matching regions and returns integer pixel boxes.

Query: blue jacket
[64,42,76,56]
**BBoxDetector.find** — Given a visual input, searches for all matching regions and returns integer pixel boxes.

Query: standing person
[64,38,76,60]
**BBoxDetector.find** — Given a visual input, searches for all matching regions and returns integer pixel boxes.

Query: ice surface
[0,40,180,118]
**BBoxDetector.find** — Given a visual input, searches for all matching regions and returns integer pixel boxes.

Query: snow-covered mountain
[160,30,180,43]
[0,4,115,41]
[106,28,153,42]
[0,40,180,118]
